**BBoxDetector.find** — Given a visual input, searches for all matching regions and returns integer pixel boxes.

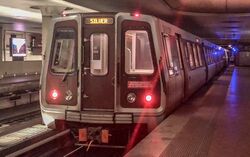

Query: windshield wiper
[62,71,69,82]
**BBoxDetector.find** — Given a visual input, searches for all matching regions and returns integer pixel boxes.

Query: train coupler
[78,127,111,144]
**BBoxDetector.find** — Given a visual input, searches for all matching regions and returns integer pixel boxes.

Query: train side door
[162,34,184,105]
[162,33,177,107]
[174,35,185,102]
[81,16,115,111]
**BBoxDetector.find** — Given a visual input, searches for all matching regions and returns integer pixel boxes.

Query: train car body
[40,12,226,146]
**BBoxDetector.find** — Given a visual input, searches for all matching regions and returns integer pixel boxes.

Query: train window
[183,43,189,60]
[169,36,181,72]
[187,42,195,69]
[175,38,183,69]
[210,49,214,64]
[211,49,214,63]
[197,45,203,66]
[203,47,206,63]
[162,34,174,75]
[192,44,199,67]
[51,28,76,73]
[206,49,210,64]
[208,49,212,64]
[125,30,154,75]
[90,33,108,76]
[207,48,211,64]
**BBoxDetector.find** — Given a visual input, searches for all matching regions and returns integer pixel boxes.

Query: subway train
[40,12,227,146]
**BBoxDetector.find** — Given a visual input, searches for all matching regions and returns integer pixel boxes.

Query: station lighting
[232,47,238,53]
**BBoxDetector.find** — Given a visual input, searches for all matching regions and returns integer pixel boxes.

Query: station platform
[125,66,250,157]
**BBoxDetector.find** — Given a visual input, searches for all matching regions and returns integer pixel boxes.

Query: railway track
[0,102,42,137]
[0,110,41,126]
[0,101,41,127]
[0,125,71,157]
[0,126,131,157]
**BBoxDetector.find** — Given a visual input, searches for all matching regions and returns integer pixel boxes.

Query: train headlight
[65,90,73,101]
[127,93,136,103]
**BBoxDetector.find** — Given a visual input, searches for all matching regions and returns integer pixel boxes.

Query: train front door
[81,15,115,111]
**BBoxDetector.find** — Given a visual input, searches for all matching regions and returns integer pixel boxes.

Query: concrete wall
[0,61,42,76]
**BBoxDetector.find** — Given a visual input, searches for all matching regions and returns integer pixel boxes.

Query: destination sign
[85,17,113,25]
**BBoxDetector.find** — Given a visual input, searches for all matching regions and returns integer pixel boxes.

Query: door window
[90,33,108,76]
[175,38,183,69]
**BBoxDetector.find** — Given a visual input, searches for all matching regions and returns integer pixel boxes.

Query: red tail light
[134,13,140,17]
[50,89,59,100]
[132,12,140,17]
[145,94,152,102]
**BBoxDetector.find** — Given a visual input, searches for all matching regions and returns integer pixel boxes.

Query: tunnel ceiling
[165,0,250,13]
[67,0,250,46]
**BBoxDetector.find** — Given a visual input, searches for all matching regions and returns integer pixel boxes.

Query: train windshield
[125,30,154,74]
[51,28,76,73]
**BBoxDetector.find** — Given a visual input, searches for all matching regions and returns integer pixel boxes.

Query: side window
[192,43,199,67]
[90,33,108,76]
[207,48,210,64]
[211,49,214,63]
[183,43,189,60]
[208,49,212,64]
[203,47,207,64]
[207,49,210,64]
[187,42,195,69]
[162,34,181,75]
[162,34,174,75]
[210,49,214,64]
[125,30,154,75]
[175,38,183,69]
[51,28,76,73]
[197,45,203,66]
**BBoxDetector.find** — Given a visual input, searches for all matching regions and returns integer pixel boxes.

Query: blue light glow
[231,46,238,54]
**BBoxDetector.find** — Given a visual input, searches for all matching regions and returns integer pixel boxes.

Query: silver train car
[40,12,227,146]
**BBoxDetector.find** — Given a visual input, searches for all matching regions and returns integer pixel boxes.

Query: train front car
[40,13,165,147]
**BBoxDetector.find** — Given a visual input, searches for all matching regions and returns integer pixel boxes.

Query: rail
[0,125,70,157]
